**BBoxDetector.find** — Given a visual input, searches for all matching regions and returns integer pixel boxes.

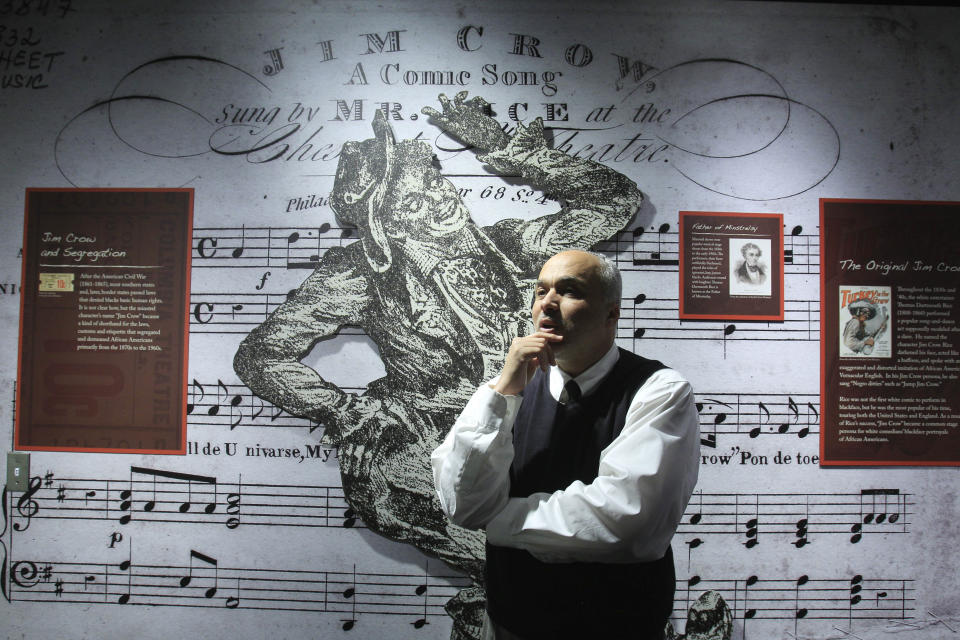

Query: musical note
[139,473,158,514]
[847,574,863,622]
[249,390,265,421]
[684,574,701,611]
[850,522,863,544]
[119,488,133,525]
[774,396,798,435]
[652,222,671,260]
[860,489,900,527]
[744,575,758,620]
[795,574,810,634]
[739,494,759,549]
[187,379,204,414]
[225,576,241,609]
[751,402,769,438]
[685,537,703,568]
[698,397,732,448]
[180,550,219,599]
[412,562,430,629]
[341,565,358,631]
[208,379,228,416]
[117,541,133,604]
[631,223,679,266]
[129,466,218,516]
[225,476,242,530]
[689,491,703,525]
[206,379,244,428]
[232,224,246,259]
[285,231,303,268]
[800,402,817,438]
[795,496,810,548]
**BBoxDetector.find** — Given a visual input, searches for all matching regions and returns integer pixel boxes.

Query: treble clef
[14,476,42,532]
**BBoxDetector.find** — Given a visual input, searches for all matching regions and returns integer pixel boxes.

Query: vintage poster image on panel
[820,198,960,466]
[838,285,892,359]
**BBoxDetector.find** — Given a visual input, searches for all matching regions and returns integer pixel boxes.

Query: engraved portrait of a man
[233,93,641,639]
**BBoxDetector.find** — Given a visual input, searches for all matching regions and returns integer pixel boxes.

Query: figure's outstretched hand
[422,91,510,153]
[492,332,563,396]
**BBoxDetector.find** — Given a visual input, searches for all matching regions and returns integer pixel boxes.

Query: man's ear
[607,304,621,325]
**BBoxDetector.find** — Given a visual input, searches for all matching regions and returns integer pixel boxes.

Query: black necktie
[563,379,582,405]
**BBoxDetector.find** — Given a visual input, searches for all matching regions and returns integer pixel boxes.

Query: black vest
[485,349,675,639]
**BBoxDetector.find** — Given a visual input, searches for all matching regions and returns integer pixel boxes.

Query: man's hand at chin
[492,332,563,396]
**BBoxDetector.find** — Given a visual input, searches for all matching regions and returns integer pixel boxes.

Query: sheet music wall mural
[2,2,958,639]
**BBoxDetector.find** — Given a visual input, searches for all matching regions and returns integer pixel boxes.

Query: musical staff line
[599,224,820,274]
[188,225,821,275]
[185,378,362,430]
[692,573,915,626]
[8,471,361,531]
[189,377,825,444]
[9,473,908,546]
[679,490,911,548]
[7,556,469,624]
[8,555,911,628]
[696,393,820,447]
[183,378,822,444]
[186,291,821,344]
[622,295,820,344]
[193,225,357,271]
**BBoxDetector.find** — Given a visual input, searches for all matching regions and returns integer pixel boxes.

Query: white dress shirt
[431,343,701,563]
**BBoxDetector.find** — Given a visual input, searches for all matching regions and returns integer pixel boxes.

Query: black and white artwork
[3,3,959,639]
[233,92,641,637]
[729,238,771,297]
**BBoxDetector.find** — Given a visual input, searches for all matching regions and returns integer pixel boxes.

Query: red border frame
[819,197,960,467]
[16,188,193,455]
[678,210,785,321]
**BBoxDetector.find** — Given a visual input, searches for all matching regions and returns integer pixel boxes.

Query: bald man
[432,250,701,640]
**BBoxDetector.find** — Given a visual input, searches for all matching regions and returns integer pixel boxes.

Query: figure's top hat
[330,111,432,272]
[847,299,877,319]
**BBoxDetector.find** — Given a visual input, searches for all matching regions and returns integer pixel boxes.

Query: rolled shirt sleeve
[431,383,523,531]
[481,369,700,563]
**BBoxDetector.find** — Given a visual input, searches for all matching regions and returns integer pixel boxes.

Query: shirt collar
[548,342,620,401]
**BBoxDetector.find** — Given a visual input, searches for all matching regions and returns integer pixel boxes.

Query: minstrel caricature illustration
[234,92,642,639]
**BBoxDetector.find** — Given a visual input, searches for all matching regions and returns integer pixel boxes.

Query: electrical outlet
[7,452,30,492]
